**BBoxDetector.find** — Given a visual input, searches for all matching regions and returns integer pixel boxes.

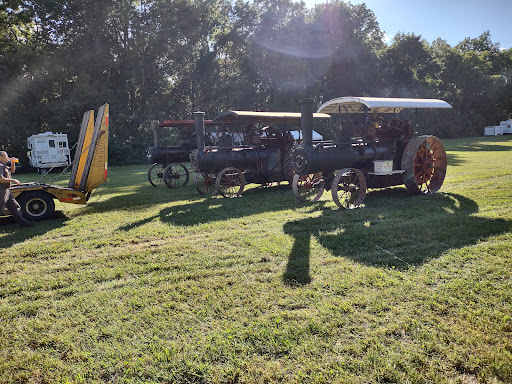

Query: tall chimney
[300,98,314,149]
[194,111,205,152]
[151,120,160,148]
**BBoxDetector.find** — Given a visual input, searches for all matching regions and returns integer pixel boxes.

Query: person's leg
[5,192,35,227]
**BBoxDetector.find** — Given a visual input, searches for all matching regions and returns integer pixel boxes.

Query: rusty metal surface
[401,135,447,194]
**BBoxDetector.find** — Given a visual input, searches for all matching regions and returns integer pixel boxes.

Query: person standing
[0,151,35,227]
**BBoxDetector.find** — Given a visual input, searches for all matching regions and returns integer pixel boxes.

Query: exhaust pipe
[194,111,205,152]
[151,120,160,148]
[300,98,314,149]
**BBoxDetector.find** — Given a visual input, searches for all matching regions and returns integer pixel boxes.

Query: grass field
[1,136,511,383]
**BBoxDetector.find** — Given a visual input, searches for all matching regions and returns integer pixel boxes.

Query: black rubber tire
[16,191,55,221]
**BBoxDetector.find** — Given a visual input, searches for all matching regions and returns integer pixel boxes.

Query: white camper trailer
[499,119,512,134]
[27,132,71,174]
[485,120,512,136]
[484,126,504,136]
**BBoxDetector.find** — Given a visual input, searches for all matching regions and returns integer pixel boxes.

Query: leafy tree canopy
[0,0,510,160]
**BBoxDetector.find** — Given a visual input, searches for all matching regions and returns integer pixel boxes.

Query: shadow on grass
[0,211,68,249]
[86,179,294,213]
[82,178,511,287]
[443,137,512,167]
[448,138,512,152]
[117,184,298,231]
[446,154,465,167]
[83,183,205,213]
[282,190,511,285]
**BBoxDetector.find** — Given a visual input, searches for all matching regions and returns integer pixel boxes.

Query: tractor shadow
[446,153,465,167]
[88,179,295,214]
[282,190,511,285]
[448,140,512,152]
[441,138,511,167]
[117,183,298,231]
[96,179,510,288]
[0,211,68,249]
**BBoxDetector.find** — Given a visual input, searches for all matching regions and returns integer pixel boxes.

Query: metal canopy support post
[300,98,314,149]
[194,111,206,152]
[363,106,368,141]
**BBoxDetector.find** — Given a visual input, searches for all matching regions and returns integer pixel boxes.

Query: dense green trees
[1,0,510,162]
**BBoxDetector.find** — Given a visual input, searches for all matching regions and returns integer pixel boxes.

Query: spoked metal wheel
[283,147,295,185]
[331,168,367,209]
[216,167,245,198]
[292,173,324,202]
[401,135,447,194]
[148,163,165,187]
[195,172,217,195]
[163,163,190,188]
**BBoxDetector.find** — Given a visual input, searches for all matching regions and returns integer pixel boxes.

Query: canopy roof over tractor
[317,97,452,114]
[158,120,216,128]
[213,110,331,124]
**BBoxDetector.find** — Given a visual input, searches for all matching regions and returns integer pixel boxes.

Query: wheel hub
[401,135,447,194]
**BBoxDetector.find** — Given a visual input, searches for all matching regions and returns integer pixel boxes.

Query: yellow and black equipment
[3,104,109,221]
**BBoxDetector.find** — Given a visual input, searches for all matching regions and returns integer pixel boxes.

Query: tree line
[1,0,511,164]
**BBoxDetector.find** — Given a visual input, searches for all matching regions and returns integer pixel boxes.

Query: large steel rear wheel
[331,168,367,209]
[195,172,217,195]
[401,135,447,194]
[292,173,324,202]
[163,163,190,188]
[216,167,245,198]
[148,163,165,187]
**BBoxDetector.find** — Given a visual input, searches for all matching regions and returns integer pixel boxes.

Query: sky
[303,0,512,49]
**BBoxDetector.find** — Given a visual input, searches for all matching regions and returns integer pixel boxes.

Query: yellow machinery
[3,104,109,221]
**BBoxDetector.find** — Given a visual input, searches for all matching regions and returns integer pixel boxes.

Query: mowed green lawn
[1,136,511,383]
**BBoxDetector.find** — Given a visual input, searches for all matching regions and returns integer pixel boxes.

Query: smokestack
[300,98,314,149]
[194,111,205,152]
[151,120,160,148]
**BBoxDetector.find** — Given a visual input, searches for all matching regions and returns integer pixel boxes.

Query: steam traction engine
[147,119,216,188]
[191,110,330,197]
[291,97,451,208]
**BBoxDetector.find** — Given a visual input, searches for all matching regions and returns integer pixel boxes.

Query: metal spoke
[216,167,245,198]
[164,163,190,188]
[331,168,366,209]
[402,136,447,194]
[292,173,324,202]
